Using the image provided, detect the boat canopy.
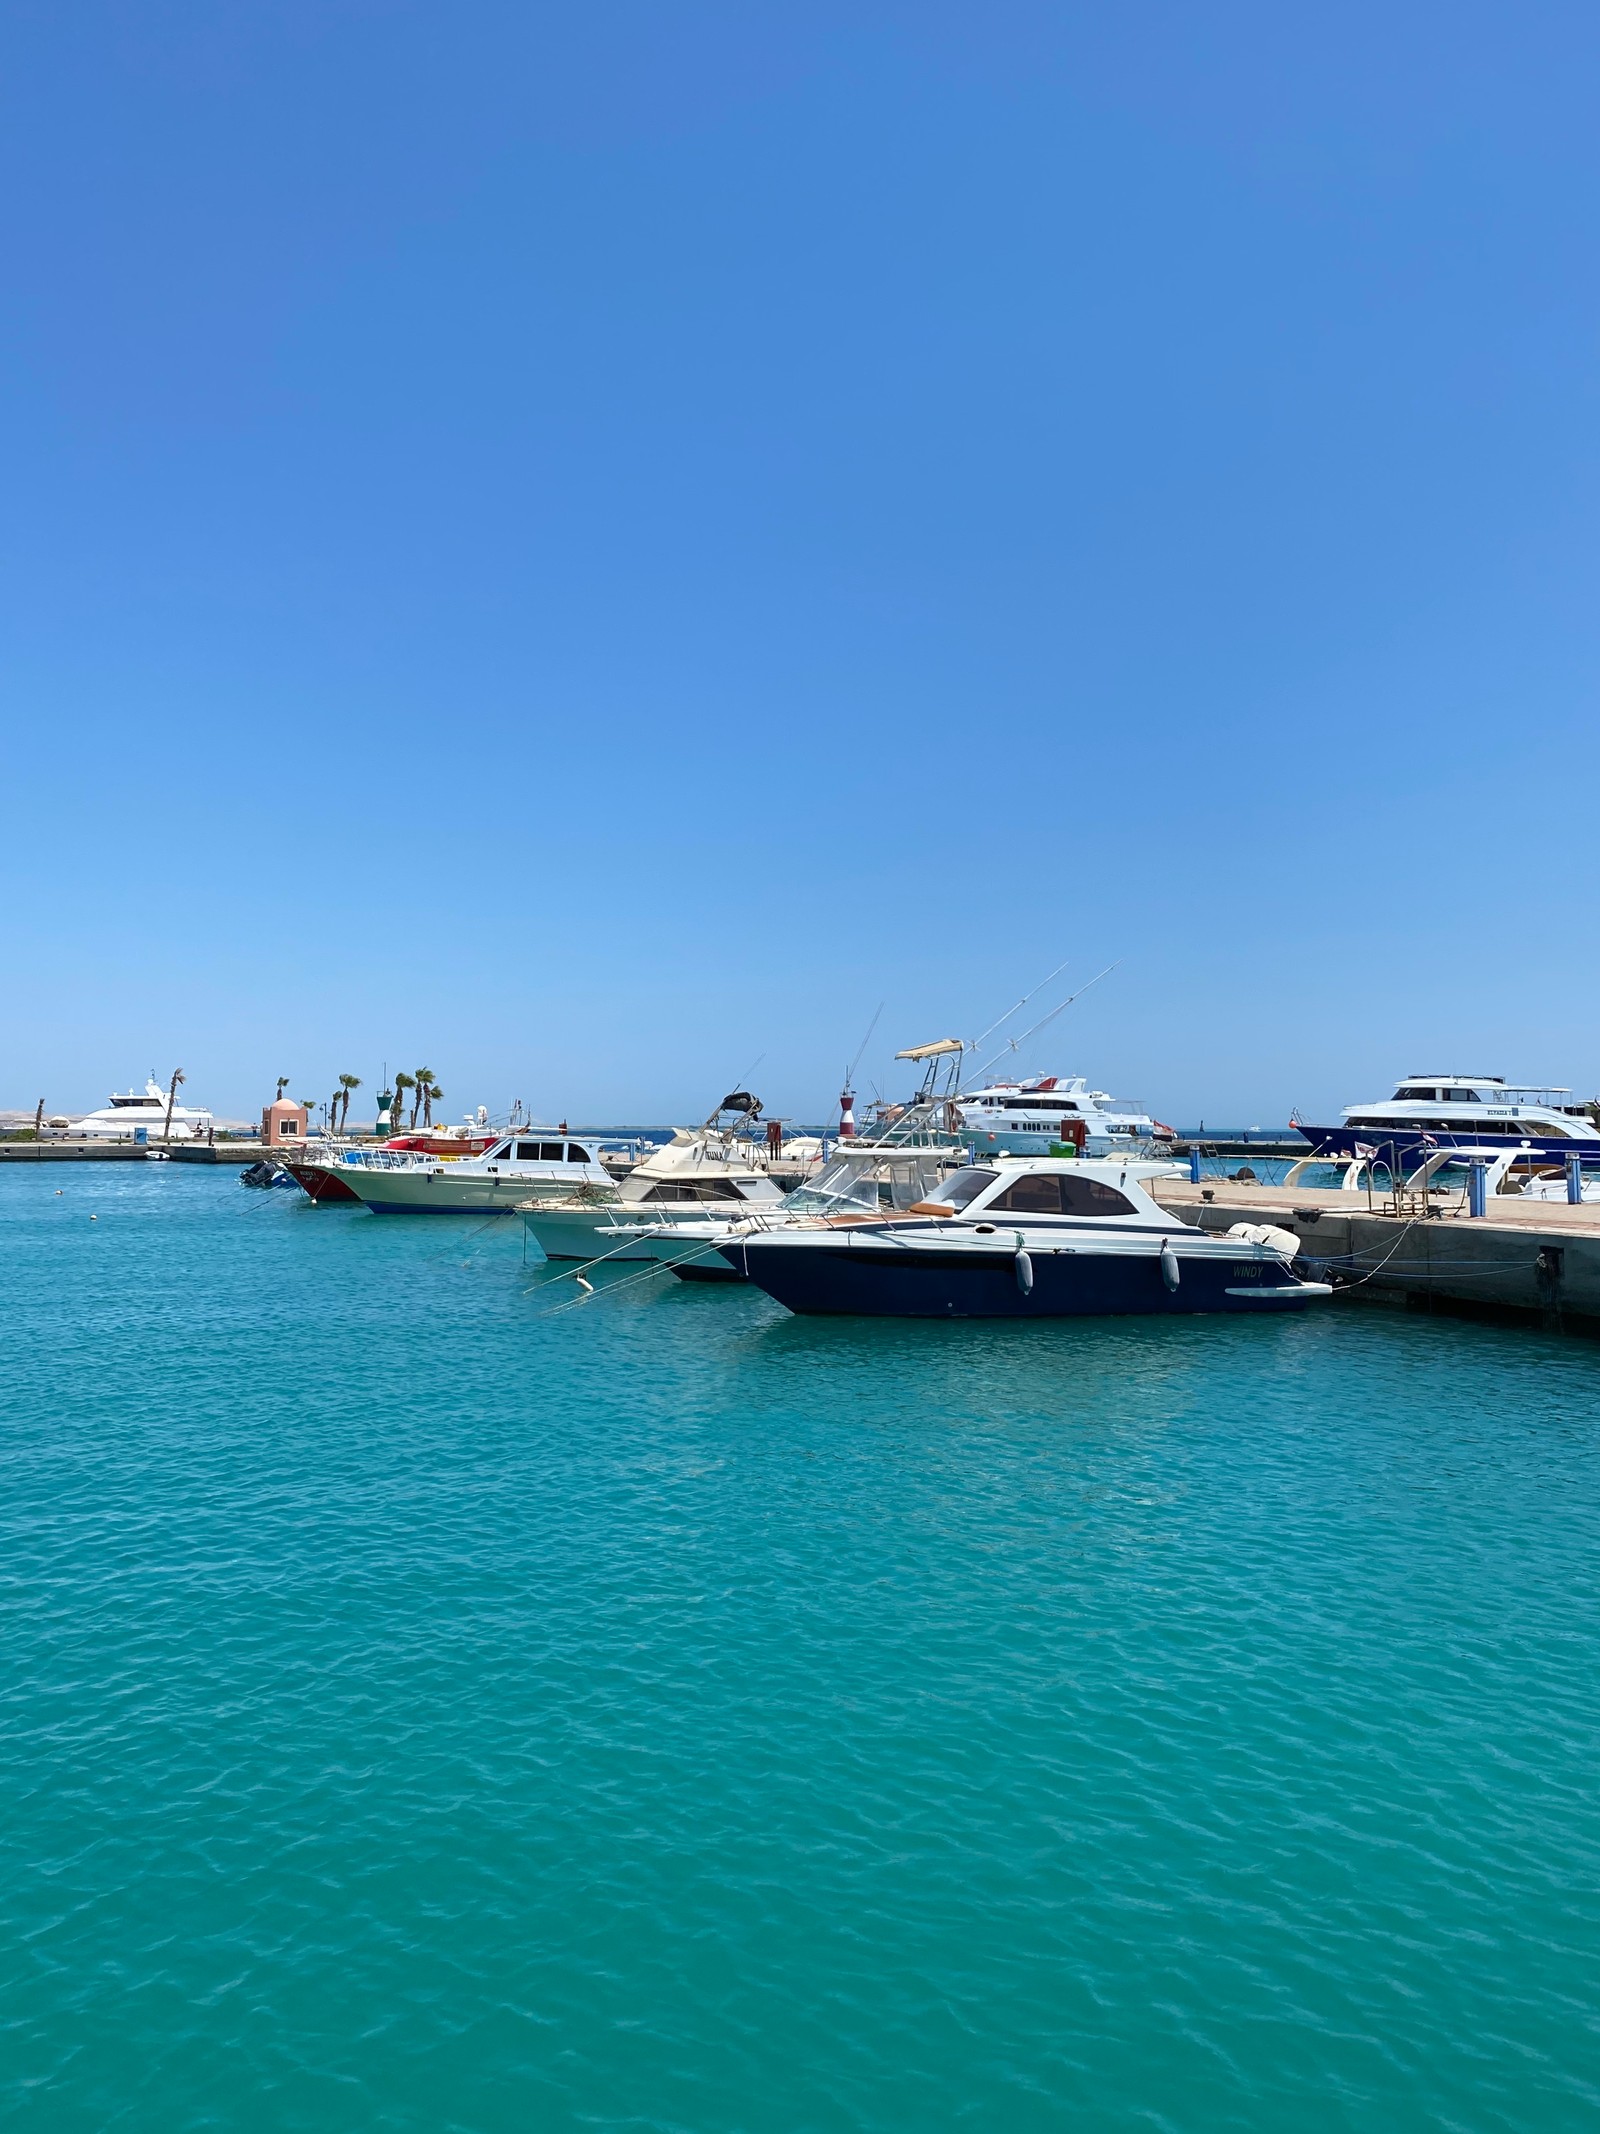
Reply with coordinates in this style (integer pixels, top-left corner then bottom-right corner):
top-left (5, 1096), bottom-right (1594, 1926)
top-left (895, 1039), bottom-right (963, 1061)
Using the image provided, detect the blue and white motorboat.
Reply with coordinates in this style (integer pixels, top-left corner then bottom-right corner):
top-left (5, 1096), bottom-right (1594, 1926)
top-left (720, 1156), bottom-right (1329, 1318)
top-left (1293, 1075), bottom-right (1600, 1169)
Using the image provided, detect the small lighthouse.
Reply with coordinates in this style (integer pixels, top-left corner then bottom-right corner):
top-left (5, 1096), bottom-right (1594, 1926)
top-left (839, 1081), bottom-right (857, 1138)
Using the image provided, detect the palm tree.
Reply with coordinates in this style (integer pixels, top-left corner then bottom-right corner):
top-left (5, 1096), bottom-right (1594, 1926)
top-left (162, 1068), bottom-right (185, 1144)
top-left (426, 1084), bottom-right (442, 1126)
top-left (393, 1071), bottom-right (415, 1129)
top-left (275, 1076), bottom-right (291, 1104)
top-left (337, 1074), bottom-right (362, 1133)
top-left (413, 1068), bottom-right (434, 1129)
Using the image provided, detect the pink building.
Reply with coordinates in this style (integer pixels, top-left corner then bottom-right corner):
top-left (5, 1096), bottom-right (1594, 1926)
top-left (261, 1099), bottom-right (309, 1147)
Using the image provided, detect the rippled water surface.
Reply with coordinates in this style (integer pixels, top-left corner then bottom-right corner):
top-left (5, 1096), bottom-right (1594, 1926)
top-left (3, 1166), bottom-right (1598, 2131)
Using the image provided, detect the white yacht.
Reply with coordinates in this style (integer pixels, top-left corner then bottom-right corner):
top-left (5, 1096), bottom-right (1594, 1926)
top-left (521, 1125), bottom-right (788, 1262)
top-left (328, 1132), bottom-right (617, 1214)
top-left (1295, 1076), bottom-right (1600, 1166)
top-left (954, 1076), bottom-right (1171, 1158)
top-left (73, 1078), bottom-right (214, 1141)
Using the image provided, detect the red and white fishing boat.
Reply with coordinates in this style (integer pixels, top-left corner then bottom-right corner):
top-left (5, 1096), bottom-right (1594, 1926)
top-left (284, 1123), bottom-right (500, 1203)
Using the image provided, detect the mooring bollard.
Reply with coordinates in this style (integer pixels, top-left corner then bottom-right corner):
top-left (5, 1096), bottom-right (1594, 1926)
top-left (1568, 1154), bottom-right (1584, 1205)
top-left (1189, 1147), bottom-right (1202, 1183)
top-left (1468, 1159), bottom-right (1487, 1219)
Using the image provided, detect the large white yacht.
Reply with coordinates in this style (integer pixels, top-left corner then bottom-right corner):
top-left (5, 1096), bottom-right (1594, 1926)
top-left (73, 1079), bottom-right (214, 1141)
top-left (953, 1076), bottom-right (1171, 1158)
top-left (1295, 1076), bottom-right (1600, 1166)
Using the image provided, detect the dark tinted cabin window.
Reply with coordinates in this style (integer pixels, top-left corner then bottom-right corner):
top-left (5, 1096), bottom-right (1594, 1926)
top-left (990, 1174), bottom-right (1065, 1214)
top-left (1060, 1175), bottom-right (1136, 1217)
top-left (1445, 1089), bottom-right (1480, 1103)
top-left (567, 1145), bottom-right (591, 1162)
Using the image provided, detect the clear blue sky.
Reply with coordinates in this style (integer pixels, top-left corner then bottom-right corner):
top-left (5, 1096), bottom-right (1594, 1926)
top-left (6, 3), bottom-right (1598, 1126)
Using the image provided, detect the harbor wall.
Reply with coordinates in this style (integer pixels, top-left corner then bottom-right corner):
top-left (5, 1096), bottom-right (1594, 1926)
top-left (1153, 1178), bottom-right (1600, 1336)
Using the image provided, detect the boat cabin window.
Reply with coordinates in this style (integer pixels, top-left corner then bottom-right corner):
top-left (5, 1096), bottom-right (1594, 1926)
top-left (1444, 1088), bottom-right (1481, 1103)
top-left (932, 1167), bottom-right (999, 1211)
top-left (488, 1140), bottom-right (515, 1161)
top-left (1396, 1086), bottom-right (1439, 1101)
top-left (515, 1141), bottom-right (570, 1162)
top-left (567, 1144), bottom-right (593, 1162)
top-left (989, 1174), bottom-right (1137, 1217)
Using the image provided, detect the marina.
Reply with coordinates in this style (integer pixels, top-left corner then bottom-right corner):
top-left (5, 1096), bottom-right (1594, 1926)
top-left (13, 1051), bottom-right (1600, 1338)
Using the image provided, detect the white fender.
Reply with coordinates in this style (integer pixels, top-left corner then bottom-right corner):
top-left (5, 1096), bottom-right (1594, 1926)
top-left (1160, 1241), bottom-right (1180, 1291)
top-left (1014, 1231), bottom-right (1034, 1296)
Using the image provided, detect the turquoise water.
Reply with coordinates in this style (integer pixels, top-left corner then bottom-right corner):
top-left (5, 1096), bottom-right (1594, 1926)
top-left (3, 1167), bottom-right (1598, 2131)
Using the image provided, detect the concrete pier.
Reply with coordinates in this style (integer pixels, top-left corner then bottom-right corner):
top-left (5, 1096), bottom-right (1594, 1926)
top-left (0, 1139), bottom-right (149, 1163)
top-left (1151, 1176), bottom-right (1600, 1335)
top-left (0, 1138), bottom-right (269, 1164)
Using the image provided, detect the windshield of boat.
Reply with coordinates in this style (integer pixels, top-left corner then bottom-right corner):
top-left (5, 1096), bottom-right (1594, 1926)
top-left (783, 1153), bottom-right (974, 1216)
top-left (782, 1154), bottom-right (884, 1216)
top-left (923, 1167), bottom-right (999, 1210)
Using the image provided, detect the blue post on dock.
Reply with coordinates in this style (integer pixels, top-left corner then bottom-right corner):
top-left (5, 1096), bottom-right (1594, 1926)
top-left (1189, 1147), bottom-right (1202, 1183)
top-left (1568, 1154), bottom-right (1584, 1205)
top-left (1468, 1159), bottom-right (1487, 1219)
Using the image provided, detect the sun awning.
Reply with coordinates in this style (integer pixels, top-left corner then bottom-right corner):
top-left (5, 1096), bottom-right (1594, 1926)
top-left (895, 1038), bottom-right (964, 1060)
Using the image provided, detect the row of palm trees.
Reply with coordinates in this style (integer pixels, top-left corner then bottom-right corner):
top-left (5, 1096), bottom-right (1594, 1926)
top-left (274, 1068), bottom-right (444, 1135)
top-left (389, 1068), bottom-right (444, 1131)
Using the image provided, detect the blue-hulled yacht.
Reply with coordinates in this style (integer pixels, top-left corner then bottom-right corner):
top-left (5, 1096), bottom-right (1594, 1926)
top-left (1294, 1075), bottom-right (1600, 1168)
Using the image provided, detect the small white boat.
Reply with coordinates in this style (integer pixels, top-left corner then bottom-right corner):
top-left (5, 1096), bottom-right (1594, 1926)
top-left (591, 1138), bottom-right (968, 1283)
top-left (73, 1078), bottom-right (214, 1141)
top-left (330, 1131), bottom-right (618, 1214)
top-left (521, 1094), bottom-right (806, 1262)
top-left (521, 1124), bottom-right (789, 1262)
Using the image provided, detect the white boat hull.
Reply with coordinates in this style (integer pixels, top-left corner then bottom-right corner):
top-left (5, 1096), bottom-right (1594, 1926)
top-left (336, 1166), bottom-right (600, 1214)
top-left (523, 1203), bottom-right (734, 1261)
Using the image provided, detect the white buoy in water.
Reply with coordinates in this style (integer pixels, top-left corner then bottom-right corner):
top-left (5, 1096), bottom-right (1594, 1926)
top-left (1014, 1232), bottom-right (1034, 1297)
top-left (1160, 1240), bottom-right (1179, 1291)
